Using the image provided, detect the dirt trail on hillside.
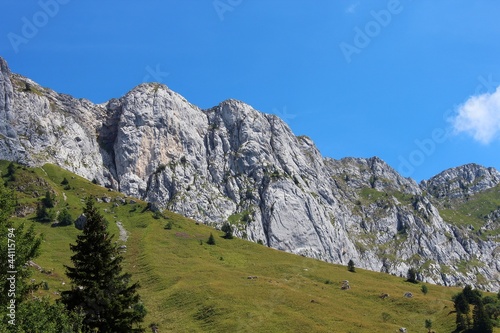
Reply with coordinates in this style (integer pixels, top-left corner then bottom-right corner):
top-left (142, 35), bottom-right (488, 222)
top-left (116, 221), bottom-right (128, 242)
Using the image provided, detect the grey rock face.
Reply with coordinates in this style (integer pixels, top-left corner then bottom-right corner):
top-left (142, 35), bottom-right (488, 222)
top-left (421, 163), bottom-right (500, 199)
top-left (0, 57), bottom-right (498, 291)
top-left (0, 69), bottom-right (110, 185)
top-left (0, 57), bottom-right (17, 161)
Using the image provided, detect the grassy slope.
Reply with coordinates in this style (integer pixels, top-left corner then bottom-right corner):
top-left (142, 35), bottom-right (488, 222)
top-left (439, 183), bottom-right (500, 240)
top-left (1, 161), bottom-right (498, 333)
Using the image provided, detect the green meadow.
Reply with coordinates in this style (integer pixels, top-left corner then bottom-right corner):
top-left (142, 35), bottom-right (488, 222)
top-left (1, 161), bottom-right (498, 333)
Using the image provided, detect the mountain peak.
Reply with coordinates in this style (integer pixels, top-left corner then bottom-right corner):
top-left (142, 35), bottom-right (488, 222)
top-left (212, 98), bottom-right (256, 115)
top-left (422, 163), bottom-right (500, 199)
top-left (1, 60), bottom-right (499, 291)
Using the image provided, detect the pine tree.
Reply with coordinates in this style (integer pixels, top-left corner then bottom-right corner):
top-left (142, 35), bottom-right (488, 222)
top-left (407, 267), bottom-right (418, 283)
top-left (455, 309), bottom-right (466, 332)
top-left (207, 233), bottom-right (216, 245)
top-left (36, 202), bottom-right (50, 222)
top-left (6, 162), bottom-right (16, 181)
top-left (347, 259), bottom-right (355, 272)
top-left (61, 197), bottom-right (145, 332)
top-left (425, 319), bottom-right (432, 333)
top-left (42, 191), bottom-right (55, 208)
top-left (221, 222), bottom-right (233, 239)
top-left (421, 284), bottom-right (428, 295)
top-left (463, 284), bottom-right (482, 305)
top-left (472, 299), bottom-right (493, 333)
top-left (453, 292), bottom-right (470, 331)
top-left (57, 207), bottom-right (73, 226)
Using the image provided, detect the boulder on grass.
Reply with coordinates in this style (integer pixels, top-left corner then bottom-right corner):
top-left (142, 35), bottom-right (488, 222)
top-left (74, 214), bottom-right (87, 230)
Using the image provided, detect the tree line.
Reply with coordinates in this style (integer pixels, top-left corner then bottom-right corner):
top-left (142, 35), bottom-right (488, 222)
top-left (452, 285), bottom-right (499, 333)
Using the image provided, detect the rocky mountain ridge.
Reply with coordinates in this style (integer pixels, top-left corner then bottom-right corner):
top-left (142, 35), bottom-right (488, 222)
top-left (0, 57), bottom-right (498, 291)
top-left (421, 163), bottom-right (500, 200)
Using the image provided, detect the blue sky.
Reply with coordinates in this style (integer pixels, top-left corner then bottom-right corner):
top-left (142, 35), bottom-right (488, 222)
top-left (1, 0), bottom-right (500, 181)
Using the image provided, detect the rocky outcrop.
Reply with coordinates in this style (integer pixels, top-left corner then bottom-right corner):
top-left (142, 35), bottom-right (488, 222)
top-left (74, 214), bottom-right (87, 230)
top-left (0, 68), bottom-right (111, 185)
top-left (0, 57), bottom-right (498, 291)
top-left (421, 163), bottom-right (500, 200)
top-left (0, 57), bottom-right (17, 161)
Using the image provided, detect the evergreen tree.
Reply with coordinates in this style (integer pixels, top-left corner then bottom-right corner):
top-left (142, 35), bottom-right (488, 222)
top-left (407, 267), bottom-right (418, 283)
top-left (425, 319), bottom-right (432, 333)
top-left (455, 309), bottom-right (468, 332)
top-left (57, 207), bottom-right (73, 226)
top-left (42, 191), bottom-right (55, 208)
top-left (36, 202), bottom-right (52, 222)
top-left (6, 162), bottom-right (16, 181)
top-left (0, 181), bottom-right (42, 326)
top-left (483, 295), bottom-right (500, 326)
top-left (453, 292), bottom-right (470, 331)
top-left (35, 191), bottom-right (57, 222)
top-left (463, 284), bottom-right (482, 305)
top-left (347, 259), bottom-right (355, 272)
top-left (221, 222), bottom-right (233, 239)
top-left (207, 233), bottom-right (216, 245)
top-left (472, 299), bottom-right (493, 333)
top-left (61, 197), bottom-right (145, 332)
top-left (421, 284), bottom-right (428, 295)
top-left (452, 285), bottom-right (495, 332)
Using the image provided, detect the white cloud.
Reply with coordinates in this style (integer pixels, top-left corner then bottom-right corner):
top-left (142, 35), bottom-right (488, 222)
top-left (451, 86), bottom-right (500, 144)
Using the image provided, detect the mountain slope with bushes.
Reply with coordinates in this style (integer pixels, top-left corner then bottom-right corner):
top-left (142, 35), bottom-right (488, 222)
top-left (3, 161), bottom-right (500, 332)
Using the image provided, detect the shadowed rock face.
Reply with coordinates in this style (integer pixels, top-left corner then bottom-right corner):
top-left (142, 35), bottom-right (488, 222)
top-left (0, 57), bottom-right (498, 291)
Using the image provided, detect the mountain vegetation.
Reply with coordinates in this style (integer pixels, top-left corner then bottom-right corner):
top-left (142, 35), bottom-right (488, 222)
top-left (452, 285), bottom-right (499, 333)
top-left (61, 197), bottom-right (146, 332)
top-left (0, 56), bottom-right (499, 331)
top-left (0, 161), bottom-right (499, 332)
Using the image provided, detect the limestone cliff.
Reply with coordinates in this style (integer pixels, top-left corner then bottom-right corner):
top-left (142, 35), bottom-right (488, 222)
top-left (0, 57), bottom-right (498, 291)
